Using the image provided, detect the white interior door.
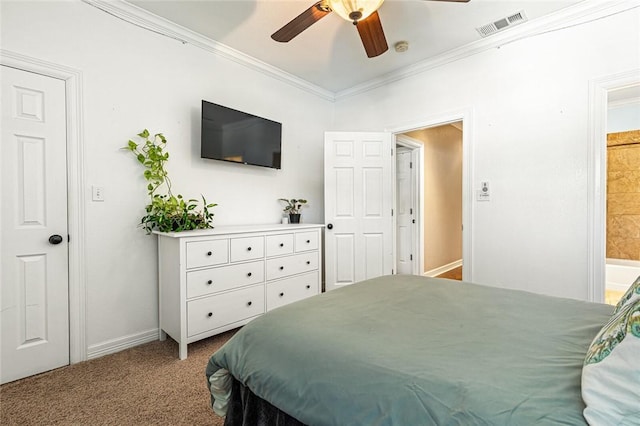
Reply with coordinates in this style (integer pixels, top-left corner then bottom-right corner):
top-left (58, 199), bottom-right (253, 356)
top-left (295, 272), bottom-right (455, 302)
top-left (1, 65), bottom-right (69, 384)
top-left (396, 148), bottom-right (414, 275)
top-left (324, 131), bottom-right (393, 291)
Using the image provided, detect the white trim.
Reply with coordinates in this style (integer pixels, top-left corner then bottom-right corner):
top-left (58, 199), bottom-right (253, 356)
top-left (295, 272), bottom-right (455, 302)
top-left (81, 0), bottom-right (335, 102)
top-left (395, 135), bottom-right (424, 276)
top-left (335, 0), bottom-right (640, 100)
top-left (424, 259), bottom-right (463, 278)
top-left (81, 0), bottom-right (638, 103)
top-left (588, 69), bottom-right (640, 303)
top-left (87, 329), bottom-right (159, 360)
top-left (0, 49), bottom-right (87, 363)
top-left (386, 108), bottom-right (474, 283)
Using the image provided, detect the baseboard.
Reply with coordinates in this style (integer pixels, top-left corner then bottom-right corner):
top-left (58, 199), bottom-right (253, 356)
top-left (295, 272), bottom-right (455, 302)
top-left (424, 259), bottom-right (463, 277)
top-left (87, 328), bottom-right (159, 360)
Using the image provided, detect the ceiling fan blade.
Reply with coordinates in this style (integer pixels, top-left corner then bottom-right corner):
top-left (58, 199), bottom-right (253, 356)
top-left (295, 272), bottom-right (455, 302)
top-left (271, 1), bottom-right (332, 42)
top-left (356, 11), bottom-right (388, 58)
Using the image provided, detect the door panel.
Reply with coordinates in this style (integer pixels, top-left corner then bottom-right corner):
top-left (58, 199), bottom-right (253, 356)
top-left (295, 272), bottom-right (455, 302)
top-left (396, 149), bottom-right (414, 274)
top-left (1, 66), bottom-right (69, 384)
top-left (324, 132), bottom-right (393, 291)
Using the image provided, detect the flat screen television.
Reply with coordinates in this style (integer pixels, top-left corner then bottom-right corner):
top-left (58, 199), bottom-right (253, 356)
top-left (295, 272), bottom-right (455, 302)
top-left (201, 100), bottom-right (282, 169)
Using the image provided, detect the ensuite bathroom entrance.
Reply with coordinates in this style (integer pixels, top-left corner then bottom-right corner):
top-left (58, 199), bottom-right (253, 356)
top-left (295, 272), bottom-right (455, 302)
top-left (605, 85), bottom-right (640, 305)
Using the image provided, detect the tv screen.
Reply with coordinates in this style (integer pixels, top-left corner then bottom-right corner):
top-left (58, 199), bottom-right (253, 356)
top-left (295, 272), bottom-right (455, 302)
top-left (201, 100), bottom-right (282, 169)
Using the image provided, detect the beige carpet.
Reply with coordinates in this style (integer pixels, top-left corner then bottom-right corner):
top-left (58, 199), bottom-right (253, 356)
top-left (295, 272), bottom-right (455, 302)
top-left (1, 329), bottom-right (238, 425)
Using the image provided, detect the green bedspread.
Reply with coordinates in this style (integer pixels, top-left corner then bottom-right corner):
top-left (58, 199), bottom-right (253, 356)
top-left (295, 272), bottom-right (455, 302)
top-left (206, 275), bottom-right (612, 425)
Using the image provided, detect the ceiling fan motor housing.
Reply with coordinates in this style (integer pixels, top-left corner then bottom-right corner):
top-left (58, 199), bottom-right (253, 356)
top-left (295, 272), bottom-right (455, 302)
top-left (349, 10), bottom-right (363, 23)
top-left (328, 0), bottom-right (384, 23)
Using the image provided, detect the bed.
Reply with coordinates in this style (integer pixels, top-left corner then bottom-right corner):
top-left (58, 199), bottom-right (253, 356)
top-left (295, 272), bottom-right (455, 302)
top-left (205, 274), bottom-right (622, 425)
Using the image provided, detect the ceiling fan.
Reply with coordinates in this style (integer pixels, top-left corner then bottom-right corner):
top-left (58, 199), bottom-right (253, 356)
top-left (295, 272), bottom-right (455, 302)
top-left (271, 0), bottom-right (470, 58)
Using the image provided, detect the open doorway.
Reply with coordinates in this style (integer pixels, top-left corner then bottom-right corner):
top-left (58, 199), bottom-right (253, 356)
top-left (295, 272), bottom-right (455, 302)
top-left (604, 85), bottom-right (640, 305)
top-left (394, 122), bottom-right (463, 279)
top-left (588, 70), bottom-right (640, 303)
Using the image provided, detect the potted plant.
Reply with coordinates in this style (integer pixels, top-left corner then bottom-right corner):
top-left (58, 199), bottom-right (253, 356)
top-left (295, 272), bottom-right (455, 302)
top-left (124, 129), bottom-right (217, 233)
top-left (279, 198), bottom-right (307, 224)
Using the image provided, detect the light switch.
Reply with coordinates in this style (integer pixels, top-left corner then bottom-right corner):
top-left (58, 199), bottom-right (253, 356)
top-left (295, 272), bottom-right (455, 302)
top-left (92, 185), bottom-right (105, 202)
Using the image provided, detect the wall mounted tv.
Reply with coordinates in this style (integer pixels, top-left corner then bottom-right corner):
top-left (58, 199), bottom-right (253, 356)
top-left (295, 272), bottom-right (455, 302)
top-left (201, 100), bottom-right (282, 169)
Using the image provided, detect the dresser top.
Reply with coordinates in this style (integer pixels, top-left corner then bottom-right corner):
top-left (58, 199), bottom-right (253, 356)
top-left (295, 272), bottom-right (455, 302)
top-left (153, 223), bottom-right (324, 238)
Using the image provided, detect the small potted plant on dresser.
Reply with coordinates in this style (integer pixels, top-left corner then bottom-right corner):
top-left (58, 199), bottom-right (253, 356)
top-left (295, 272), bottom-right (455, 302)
top-left (279, 198), bottom-right (307, 223)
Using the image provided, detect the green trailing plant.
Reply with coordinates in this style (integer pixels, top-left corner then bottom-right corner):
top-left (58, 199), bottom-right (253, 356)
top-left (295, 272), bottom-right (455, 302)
top-left (279, 198), bottom-right (308, 215)
top-left (124, 129), bottom-right (217, 233)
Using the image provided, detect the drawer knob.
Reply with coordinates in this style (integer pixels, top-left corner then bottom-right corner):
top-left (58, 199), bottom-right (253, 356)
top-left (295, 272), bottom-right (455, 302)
top-left (306, 240), bottom-right (310, 243)
top-left (247, 247), bottom-right (252, 251)
top-left (206, 251), bottom-right (212, 256)
top-left (207, 280), bottom-right (213, 285)
top-left (306, 261), bottom-right (311, 265)
top-left (247, 272), bottom-right (252, 277)
top-left (279, 243), bottom-right (284, 247)
top-left (207, 312), bottom-right (213, 317)
top-left (247, 301), bottom-right (252, 306)
top-left (279, 292), bottom-right (284, 297)
top-left (279, 266), bottom-right (284, 270)
top-left (306, 285), bottom-right (311, 289)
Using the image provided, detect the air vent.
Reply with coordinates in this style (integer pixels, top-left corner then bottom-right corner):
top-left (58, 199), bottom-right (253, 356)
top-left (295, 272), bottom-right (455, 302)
top-left (476, 10), bottom-right (528, 38)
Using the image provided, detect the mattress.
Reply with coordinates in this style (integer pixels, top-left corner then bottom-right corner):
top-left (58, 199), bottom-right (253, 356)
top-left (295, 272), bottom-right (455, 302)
top-left (206, 275), bottom-right (612, 425)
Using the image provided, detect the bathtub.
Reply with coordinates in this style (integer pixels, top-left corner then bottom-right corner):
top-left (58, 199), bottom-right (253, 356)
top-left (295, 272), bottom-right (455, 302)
top-left (606, 259), bottom-right (640, 291)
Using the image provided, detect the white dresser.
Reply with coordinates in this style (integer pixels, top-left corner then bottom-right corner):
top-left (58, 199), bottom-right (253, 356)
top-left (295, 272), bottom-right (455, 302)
top-left (155, 224), bottom-right (323, 359)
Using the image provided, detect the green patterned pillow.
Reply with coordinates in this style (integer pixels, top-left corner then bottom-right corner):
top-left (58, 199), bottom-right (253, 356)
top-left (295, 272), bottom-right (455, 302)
top-left (613, 275), bottom-right (640, 315)
top-left (582, 298), bottom-right (640, 424)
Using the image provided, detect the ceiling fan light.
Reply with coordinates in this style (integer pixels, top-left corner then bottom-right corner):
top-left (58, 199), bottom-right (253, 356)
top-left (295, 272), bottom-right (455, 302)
top-left (327, 0), bottom-right (385, 23)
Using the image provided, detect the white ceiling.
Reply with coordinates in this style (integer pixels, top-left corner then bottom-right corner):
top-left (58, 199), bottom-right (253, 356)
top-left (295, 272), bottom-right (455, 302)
top-left (126, 0), bottom-right (584, 93)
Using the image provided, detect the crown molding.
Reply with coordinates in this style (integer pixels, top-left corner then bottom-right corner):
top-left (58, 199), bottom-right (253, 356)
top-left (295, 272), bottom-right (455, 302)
top-left (81, 0), bottom-right (336, 101)
top-left (82, 0), bottom-right (638, 103)
top-left (334, 0), bottom-right (640, 100)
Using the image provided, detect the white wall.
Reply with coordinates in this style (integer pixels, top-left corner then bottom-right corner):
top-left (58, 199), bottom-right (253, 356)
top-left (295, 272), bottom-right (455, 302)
top-left (1, 1), bottom-right (333, 355)
top-left (608, 103), bottom-right (640, 132)
top-left (333, 7), bottom-right (640, 300)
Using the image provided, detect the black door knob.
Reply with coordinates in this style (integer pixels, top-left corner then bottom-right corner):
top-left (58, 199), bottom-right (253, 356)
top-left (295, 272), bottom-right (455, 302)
top-left (327, 223), bottom-right (333, 230)
top-left (49, 234), bottom-right (63, 245)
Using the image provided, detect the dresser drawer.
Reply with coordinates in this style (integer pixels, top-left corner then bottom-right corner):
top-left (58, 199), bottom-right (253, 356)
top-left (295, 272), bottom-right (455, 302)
top-left (266, 234), bottom-right (294, 257)
top-left (266, 251), bottom-right (318, 281)
top-left (187, 285), bottom-right (264, 337)
top-left (230, 236), bottom-right (264, 262)
top-left (186, 260), bottom-right (264, 299)
top-left (295, 231), bottom-right (319, 252)
top-left (266, 271), bottom-right (319, 311)
top-left (186, 239), bottom-right (228, 269)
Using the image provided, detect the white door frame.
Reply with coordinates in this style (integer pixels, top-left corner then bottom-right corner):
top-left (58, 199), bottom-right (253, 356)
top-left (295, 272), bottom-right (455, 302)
top-left (395, 135), bottom-right (424, 276)
top-left (1, 50), bottom-right (87, 363)
top-left (387, 108), bottom-right (473, 282)
top-left (588, 69), bottom-right (640, 303)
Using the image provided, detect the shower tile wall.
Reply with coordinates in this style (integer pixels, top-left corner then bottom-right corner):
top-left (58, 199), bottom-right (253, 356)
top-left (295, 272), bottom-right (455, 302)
top-left (607, 130), bottom-right (640, 261)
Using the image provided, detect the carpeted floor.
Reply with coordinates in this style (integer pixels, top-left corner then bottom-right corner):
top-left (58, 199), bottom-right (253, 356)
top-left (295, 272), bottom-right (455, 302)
top-left (1, 329), bottom-right (238, 425)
